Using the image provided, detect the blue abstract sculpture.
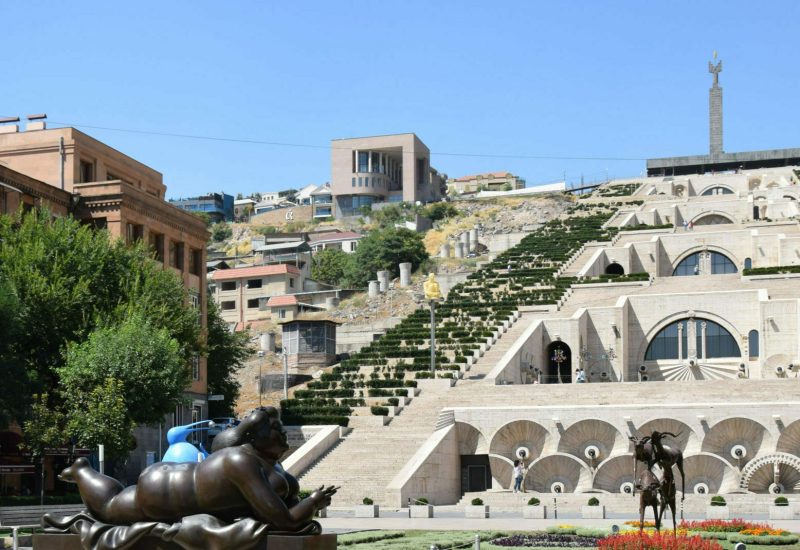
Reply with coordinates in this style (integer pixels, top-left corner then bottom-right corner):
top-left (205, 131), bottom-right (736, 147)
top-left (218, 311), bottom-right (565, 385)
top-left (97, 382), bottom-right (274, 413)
top-left (162, 420), bottom-right (214, 463)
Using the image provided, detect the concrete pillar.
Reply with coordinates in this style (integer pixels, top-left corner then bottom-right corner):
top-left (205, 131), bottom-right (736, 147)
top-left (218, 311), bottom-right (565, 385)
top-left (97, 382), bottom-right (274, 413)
top-left (454, 242), bottom-right (464, 258)
top-left (260, 332), bottom-right (275, 353)
top-left (469, 228), bottom-right (478, 252)
top-left (377, 270), bottom-right (389, 292)
top-left (460, 231), bottom-right (470, 253)
top-left (399, 263), bottom-right (412, 287)
top-left (368, 280), bottom-right (380, 298)
top-left (325, 297), bottom-right (338, 310)
top-left (440, 243), bottom-right (450, 258)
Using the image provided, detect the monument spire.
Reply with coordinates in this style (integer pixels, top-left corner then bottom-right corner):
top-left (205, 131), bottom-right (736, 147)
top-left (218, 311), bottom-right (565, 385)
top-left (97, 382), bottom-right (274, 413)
top-left (708, 52), bottom-right (723, 157)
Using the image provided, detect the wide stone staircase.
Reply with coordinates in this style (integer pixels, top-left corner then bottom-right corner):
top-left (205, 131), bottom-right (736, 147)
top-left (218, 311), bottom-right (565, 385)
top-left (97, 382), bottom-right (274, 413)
top-left (464, 312), bottom-right (538, 380)
top-left (296, 381), bottom-right (452, 505)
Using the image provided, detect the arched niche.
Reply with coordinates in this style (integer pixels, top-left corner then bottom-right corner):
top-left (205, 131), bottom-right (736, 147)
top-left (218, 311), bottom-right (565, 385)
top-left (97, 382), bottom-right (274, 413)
top-left (701, 417), bottom-right (772, 467)
top-left (456, 422), bottom-right (489, 455)
top-left (557, 419), bottom-right (625, 463)
top-left (592, 454), bottom-right (635, 493)
top-left (488, 419), bottom-right (548, 462)
top-left (524, 453), bottom-right (591, 493)
top-left (634, 419), bottom-right (698, 454)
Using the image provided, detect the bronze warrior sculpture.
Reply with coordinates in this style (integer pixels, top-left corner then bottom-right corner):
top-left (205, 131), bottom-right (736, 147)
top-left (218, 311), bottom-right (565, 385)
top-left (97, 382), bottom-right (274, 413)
top-left (44, 407), bottom-right (336, 550)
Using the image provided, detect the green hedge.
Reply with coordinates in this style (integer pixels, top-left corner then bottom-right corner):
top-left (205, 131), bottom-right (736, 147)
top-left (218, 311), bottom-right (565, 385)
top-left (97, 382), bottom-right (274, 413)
top-left (727, 534), bottom-right (799, 545)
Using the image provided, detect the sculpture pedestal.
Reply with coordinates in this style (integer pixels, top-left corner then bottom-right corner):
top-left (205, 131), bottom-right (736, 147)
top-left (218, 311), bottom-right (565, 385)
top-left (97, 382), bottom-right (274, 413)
top-left (33, 533), bottom-right (338, 550)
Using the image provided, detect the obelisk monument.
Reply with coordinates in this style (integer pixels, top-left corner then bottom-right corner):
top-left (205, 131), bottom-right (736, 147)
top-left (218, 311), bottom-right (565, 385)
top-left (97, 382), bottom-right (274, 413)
top-left (708, 52), bottom-right (723, 157)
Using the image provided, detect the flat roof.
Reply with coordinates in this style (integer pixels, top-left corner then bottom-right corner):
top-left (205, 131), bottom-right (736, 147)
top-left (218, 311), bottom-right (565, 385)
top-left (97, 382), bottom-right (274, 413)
top-left (647, 147), bottom-right (800, 169)
top-left (331, 132), bottom-right (420, 142)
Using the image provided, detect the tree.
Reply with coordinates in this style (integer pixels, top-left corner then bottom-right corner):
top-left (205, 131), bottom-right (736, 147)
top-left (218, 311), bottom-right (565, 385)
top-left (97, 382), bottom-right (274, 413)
top-left (311, 249), bottom-right (354, 287)
top-left (347, 228), bottom-right (428, 287)
top-left (0, 281), bottom-right (25, 426)
top-left (191, 211), bottom-right (212, 227)
top-left (211, 222), bottom-right (233, 242)
top-left (422, 202), bottom-right (459, 222)
top-left (22, 393), bottom-right (65, 461)
top-left (58, 312), bottom-right (189, 427)
top-left (205, 302), bottom-right (250, 417)
top-left (66, 377), bottom-right (133, 460)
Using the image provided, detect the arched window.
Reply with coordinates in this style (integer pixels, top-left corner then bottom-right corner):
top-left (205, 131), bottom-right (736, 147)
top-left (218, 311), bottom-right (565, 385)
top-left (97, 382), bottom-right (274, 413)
top-left (748, 330), bottom-right (759, 359)
top-left (701, 186), bottom-right (734, 196)
top-left (645, 318), bottom-right (740, 361)
top-left (693, 214), bottom-right (733, 225)
top-left (673, 251), bottom-right (737, 276)
top-left (710, 252), bottom-right (737, 274)
top-left (744, 257), bottom-right (752, 270)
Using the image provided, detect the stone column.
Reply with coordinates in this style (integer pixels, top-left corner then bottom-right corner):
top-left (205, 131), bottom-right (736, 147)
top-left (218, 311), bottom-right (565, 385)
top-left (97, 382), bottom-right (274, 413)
top-left (469, 228), bottom-right (478, 252)
top-left (260, 332), bottom-right (275, 353)
top-left (677, 323), bottom-right (684, 361)
top-left (377, 270), bottom-right (389, 292)
top-left (687, 319), bottom-right (697, 359)
top-left (368, 280), bottom-right (379, 298)
top-left (700, 321), bottom-right (707, 360)
top-left (440, 243), bottom-right (450, 258)
top-left (454, 242), bottom-right (464, 258)
top-left (460, 232), bottom-right (470, 254)
top-left (399, 263), bottom-right (412, 287)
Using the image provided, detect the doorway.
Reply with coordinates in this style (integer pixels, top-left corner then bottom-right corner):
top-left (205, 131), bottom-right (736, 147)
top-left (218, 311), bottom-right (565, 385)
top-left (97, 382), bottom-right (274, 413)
top-left (546, 342), bottom-right (572, 383)
top-left (605, 262), bottom-right (625, 276)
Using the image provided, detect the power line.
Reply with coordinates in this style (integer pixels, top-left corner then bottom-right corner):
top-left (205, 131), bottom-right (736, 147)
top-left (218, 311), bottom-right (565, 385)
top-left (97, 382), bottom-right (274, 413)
top-left (46, 120), bottom-right (648, 162)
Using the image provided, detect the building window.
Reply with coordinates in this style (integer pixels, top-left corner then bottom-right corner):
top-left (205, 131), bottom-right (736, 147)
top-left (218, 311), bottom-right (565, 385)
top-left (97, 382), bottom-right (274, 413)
top-left (289, 278), bottom-right (295, 288)
top-left (221, 281), bottom-right (236, 291)
top-left (191, 405), bottom-right (202, 444)
top-left (371, 152), bottom-right (379, 173)
top-left (744, 257), bottom-right (752, 270)
top-left (352, 178), bottom-right (356, 187)
top-left (189, 248), bottom-right (202, 276)
top-left (701, 186), bottom-right (734, 196)
top-left (126, 223), bottom-right (144, 243)
top-left (673, 251), bottom-right (737, 276)
top-left (247, 298), bottom-right (260, 309)
top-left (748, 330), bottom-right (759, 359)
top-left (80, 160), bottom-right (95, 183)
top-left (365, 177), bottom-right (369, 187)
top-left (645, 318), bottom-right (740, 361)
top-left (358, 177), bottom-right (362, 187)
top-left (221, 301), bottom-right (236, 311)
top-left (350, 241), bottom-right (357, 252)
top-left (279, 309), bottom-right (287, 319)
top-left (358, 152), bottom-right (369, 172)
top-left (247, 279), bottom-right (263, 289)
top-left (149, 233), bottom-right (165, 263)
top-left (172, 242), bottom-right (185, 271)
top-left (192, 356), bottom-right (200, 381)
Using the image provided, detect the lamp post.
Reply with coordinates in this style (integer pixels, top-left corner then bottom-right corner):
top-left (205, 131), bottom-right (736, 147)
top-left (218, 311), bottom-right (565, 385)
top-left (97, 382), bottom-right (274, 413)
top-left (423, 274), bottom-right (443, 376)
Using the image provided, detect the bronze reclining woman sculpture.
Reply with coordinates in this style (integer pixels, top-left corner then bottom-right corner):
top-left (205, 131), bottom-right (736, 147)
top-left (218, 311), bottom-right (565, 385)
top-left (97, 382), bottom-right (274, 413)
top-left (48, 407), bottom-right (336, 549)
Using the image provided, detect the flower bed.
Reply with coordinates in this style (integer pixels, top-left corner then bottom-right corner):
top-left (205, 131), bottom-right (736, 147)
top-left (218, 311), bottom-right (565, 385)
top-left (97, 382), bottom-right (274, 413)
top-left (679, 519), bottom-right (770, 533)
top-left (599, 532), bottom-right (722, 550)
top-left (493, 533), bottom-right (602, 547)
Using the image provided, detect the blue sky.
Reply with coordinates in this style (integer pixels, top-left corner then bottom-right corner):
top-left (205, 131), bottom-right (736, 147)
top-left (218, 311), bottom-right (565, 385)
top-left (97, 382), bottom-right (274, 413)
top-left (3, 1), bottom-right (799, 199)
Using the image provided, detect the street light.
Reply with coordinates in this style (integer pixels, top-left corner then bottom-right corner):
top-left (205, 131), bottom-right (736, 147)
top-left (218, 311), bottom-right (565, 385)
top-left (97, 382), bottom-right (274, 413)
top-left (423, 274), bottom-right (443, 376)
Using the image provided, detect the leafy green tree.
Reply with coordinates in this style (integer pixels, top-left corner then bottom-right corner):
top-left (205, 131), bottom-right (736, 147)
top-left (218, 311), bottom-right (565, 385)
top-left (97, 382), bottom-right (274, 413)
top-left (191, 211), bottom-right (212, 227)
top-left (0, 281), bottom-right (25, 426)
top-left (22, 393), bottom-right (65, 460)
top-left (312, 248), bottom-right (354, 287)
top-left (206, 302), bottom-right (249, 417)
top-left (58, 313), bottom-right (189, 427)
top-left (210, 222), bottom-right (233, 242)
top-left (66, 377), bottom-right (133, 460)
top-left (347, 228), bottom-right (428, 287)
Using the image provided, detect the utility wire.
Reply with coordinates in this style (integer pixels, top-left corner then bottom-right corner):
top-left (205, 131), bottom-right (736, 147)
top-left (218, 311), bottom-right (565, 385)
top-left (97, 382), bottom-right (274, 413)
top-left (47, 121), bottom-right (648, 162)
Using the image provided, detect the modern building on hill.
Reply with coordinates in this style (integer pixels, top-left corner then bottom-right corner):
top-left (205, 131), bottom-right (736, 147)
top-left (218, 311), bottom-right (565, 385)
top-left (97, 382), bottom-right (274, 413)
top-left (447, 172), bottom-right (526, 195)
top-left (310, 183), bottom-right (333, 218)
top-left (233, 198), bottom-right (256, 220)
top-left (169, 192), bottom-right (234, 223)
top-left (0, 118), bottom-right (210, 488)
top-left (308, 231), bottom-right (362, 253)
top-left (330, 133), bottom-right (445, 217)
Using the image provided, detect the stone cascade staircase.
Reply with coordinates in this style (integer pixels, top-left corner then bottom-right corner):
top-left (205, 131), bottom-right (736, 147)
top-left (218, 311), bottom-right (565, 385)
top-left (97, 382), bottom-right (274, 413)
top-left (296, 381), bottom-right (452, 505)
top-left (560, 242), bottom-right (610, 277)
top-left (465, 312), bottom-right (539, 380)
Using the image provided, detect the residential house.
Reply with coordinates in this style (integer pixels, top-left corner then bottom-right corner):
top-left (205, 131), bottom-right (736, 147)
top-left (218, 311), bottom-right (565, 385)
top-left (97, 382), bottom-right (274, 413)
top-left (446, 172), bottom-right (526, 195)
top-left (308, 231), bottom-right (363, 254)
top-left (169, 192), bottom-right (234, 222)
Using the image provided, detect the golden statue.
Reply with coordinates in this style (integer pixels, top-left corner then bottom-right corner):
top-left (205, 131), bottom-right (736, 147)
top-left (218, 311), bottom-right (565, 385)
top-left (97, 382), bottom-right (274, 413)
top-left (423, 272), bottom-right (442, 301)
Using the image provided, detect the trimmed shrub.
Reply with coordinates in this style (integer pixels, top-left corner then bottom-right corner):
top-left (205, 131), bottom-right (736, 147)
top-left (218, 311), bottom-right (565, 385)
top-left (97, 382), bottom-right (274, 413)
top-left (471, 498), bottom-right (484, 506)
top-left (728, 533), bottom-right (798, 545)
top-left (527, 497), bottom-right (540, 506)
top-left (370, 406), bottom-right (389, 416)
top-left (362, 497), bottom-right (373, 505)
top-left (587, 496), bottom-right (600, 506)
top-left (774, 496), bottom-right (789, 506)
top-left (710, 496), bottom-right (726, 507)
top-left (416, 497), bottom-right (429, 505)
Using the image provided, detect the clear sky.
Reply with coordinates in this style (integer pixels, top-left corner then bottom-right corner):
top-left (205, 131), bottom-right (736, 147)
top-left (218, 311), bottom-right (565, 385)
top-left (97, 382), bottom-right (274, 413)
top-left (3, 1), bottom-right (799, 199)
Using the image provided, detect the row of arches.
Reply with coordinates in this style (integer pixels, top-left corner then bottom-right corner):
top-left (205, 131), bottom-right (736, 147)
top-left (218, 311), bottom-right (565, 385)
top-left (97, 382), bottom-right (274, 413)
top-left (457, 416), bottom-right (800, 494)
